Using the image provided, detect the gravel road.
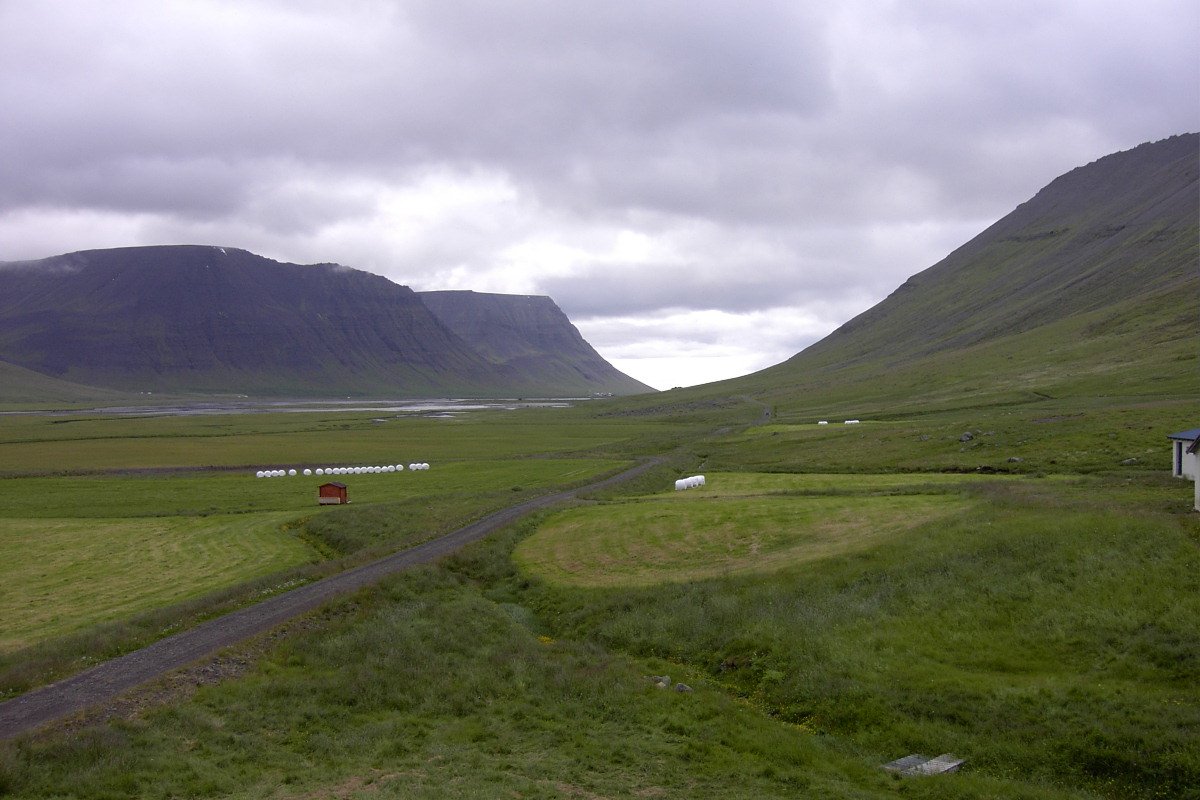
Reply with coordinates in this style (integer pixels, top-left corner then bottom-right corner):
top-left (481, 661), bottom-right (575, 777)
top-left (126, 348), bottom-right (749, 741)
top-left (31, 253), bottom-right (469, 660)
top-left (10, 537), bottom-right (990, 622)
top-left (0, 458), bottom-right (661, 740)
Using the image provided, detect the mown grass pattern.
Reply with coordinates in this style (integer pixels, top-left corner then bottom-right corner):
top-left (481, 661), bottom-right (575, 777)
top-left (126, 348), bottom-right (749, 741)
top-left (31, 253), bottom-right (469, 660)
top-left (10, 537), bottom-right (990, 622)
top-left (516, 478), bottom-right (971, 587)
top-left (0, 512), bottom-right (314, 650)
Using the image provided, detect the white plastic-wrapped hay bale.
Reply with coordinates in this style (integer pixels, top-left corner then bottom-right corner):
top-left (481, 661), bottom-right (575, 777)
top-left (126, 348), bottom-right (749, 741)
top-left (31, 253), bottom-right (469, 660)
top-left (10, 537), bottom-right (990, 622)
top-left (845, 419), bottom-right (860, 425)
top-left (255, 470), bottom-right (265, 478)
top-left (674, 479), bottom-right (685, 491)
top-left (697, 475), bottom-right (706, 486)
top-left (288, 469), bottom-right (297, 477)
top-left (818, 420), bottom-right (829, 425)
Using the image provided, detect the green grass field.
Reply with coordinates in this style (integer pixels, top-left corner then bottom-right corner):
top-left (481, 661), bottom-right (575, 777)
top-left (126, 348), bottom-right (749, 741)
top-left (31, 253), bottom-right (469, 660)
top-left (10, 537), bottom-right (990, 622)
top-left (0, 398), bottom-right (1196, 798)
top-left (0, 454), bottom-right (624, 654)
top-left (515, 473), bottom-right (979, 587)
top-left (0, 513), bottom-right (314, 651)
top-left (512, 470), bottom-right (1200, 798)
top-left (0, 406), bottom-right (687, 473)
top-left (0, 407), bottom-right (651, 697)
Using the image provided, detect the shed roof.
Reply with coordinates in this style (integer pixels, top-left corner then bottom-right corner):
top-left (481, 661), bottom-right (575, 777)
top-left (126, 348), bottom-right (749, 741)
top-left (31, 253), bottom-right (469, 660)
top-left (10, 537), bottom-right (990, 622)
top-left (319, 481), bottom-right (347, 489)
top-left (1167, 428), bottom-right (1200, 442)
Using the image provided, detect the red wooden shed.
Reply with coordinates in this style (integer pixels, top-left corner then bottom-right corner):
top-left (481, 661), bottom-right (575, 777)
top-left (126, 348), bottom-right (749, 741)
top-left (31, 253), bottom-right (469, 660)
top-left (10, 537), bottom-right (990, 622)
top-left (317, 481), bottom-right (348, 505)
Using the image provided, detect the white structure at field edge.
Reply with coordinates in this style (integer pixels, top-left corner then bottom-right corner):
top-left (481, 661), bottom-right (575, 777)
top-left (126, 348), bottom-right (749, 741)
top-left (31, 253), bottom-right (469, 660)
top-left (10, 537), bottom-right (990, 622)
top-left (1167, 428), bottom-right (1200, 512)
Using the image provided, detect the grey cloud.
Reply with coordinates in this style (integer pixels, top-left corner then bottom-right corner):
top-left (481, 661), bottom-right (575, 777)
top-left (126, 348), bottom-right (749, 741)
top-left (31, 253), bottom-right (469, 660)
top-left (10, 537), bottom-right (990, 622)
top-left (0, 0), bottom-right (1196, 386)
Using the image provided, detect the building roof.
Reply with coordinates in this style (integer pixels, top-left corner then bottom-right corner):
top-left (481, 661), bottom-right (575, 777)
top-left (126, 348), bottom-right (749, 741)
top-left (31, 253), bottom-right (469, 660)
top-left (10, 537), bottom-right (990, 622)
top-left (1167, 428), bottom-right (1200, 442)
top-left (319, 481), bottom-right (347, 489)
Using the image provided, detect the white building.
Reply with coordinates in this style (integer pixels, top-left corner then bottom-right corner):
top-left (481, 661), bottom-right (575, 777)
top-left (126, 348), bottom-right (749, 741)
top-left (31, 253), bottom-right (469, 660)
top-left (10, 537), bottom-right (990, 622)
top-left (1167, 428), bottom-right (1200, 512)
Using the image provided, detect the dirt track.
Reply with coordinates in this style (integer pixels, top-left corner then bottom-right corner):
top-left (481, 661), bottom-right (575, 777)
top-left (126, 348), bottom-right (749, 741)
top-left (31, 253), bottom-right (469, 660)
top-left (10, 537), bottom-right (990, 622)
top-left (0, 458), bottom-right (661, 740)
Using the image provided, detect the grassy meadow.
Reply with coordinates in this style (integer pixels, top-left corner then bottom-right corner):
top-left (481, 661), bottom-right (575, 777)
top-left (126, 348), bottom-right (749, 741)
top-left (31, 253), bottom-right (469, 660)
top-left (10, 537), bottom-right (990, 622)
top-left (0, 395), bottom-right (1196, 798)
top-left (514, 473), bottom-right (981, 587)
top-left (0, 407), bottom-right (684, 698)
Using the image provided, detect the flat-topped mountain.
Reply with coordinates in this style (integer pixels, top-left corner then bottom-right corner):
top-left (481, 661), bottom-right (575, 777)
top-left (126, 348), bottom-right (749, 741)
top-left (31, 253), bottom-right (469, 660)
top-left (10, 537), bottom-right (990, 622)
top-left (0, 246), bottom-right (650, 398)
top-left (420, 291), bottom-right (651, 396)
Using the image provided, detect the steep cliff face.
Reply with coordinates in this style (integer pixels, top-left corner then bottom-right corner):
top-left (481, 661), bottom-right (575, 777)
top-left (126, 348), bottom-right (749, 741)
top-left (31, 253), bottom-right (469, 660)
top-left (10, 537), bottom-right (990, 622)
top-left (0, 246), bottom-right (650, 397)
top-left (419, 290), bottom-right (653, 395)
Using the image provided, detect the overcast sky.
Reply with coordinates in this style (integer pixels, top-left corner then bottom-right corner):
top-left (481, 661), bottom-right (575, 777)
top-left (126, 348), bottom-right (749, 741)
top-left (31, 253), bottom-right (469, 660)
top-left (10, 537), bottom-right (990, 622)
top-left (1, 1), bottom-right (1196, 389)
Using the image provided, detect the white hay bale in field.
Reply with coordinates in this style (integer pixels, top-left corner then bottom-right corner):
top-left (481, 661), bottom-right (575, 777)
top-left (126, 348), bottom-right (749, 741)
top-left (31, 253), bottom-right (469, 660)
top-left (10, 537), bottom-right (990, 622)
top-left (675, 479), bottom-right (685, 491)
top-left (845, 419), bottom-right (860, 425)
top-left (303, 468), bottom-right (312, 476)
top-left (818, 420), bottom-right (829, 425)
top-left (255, 470), bottom-right (265, 478)
top-left (288, 469), bottom-right (297, 476)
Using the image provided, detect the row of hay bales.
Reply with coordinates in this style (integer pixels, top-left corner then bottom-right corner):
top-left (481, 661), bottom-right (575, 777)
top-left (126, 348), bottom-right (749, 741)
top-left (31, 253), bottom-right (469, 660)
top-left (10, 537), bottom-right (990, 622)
top-left (675, 475), bottom-right (705, 491)
top-left (255, 463), bottom-right (431, 478)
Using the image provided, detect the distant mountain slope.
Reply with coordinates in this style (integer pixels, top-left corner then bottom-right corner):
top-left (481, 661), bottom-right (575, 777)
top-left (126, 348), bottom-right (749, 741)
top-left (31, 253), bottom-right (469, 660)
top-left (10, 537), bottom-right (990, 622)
top-left (420, 291), bottom-right (652, 395)
top-left (700, 134), bottom-right (1199, 415)
top-left (0, 246), bottom-right (649, 398)
top-left (0, 359), bottom-right (129, 405)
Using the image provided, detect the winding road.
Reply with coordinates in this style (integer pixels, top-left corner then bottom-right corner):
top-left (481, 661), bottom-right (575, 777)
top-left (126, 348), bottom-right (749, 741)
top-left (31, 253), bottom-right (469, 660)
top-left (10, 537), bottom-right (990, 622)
top-left (0, 458), bottom-right (661, 740)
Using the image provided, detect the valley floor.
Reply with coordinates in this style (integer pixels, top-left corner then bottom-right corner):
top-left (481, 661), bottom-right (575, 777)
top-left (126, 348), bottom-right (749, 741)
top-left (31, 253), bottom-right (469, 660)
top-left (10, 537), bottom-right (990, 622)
top-left (0, 401), bottom-right (1196, 798)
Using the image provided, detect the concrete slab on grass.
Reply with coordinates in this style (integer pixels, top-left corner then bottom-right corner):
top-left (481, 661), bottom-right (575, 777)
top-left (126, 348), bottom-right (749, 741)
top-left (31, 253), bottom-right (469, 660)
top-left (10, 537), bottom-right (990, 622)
top-left (882, 753), bottom-right (964, 776)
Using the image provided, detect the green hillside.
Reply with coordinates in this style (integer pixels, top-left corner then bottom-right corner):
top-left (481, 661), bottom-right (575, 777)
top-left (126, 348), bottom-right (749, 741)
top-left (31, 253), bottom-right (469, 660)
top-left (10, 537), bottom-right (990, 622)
top-left (0, 360), bottom-right (128, 407)
top-left (685, 134), bottom-right (1198, 418)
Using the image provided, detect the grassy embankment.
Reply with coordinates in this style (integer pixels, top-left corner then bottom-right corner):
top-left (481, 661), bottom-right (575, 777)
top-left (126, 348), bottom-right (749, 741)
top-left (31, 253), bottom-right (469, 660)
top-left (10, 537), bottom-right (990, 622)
top-left (514, 467), bottom-right (1199, 798)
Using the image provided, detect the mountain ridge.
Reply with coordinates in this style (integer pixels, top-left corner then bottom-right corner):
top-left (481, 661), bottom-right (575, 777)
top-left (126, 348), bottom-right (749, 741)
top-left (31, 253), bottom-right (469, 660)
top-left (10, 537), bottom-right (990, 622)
top-left (420, 290), bottom-right (651, 396)
top-left (0, 246), bottom-right (650, 399)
